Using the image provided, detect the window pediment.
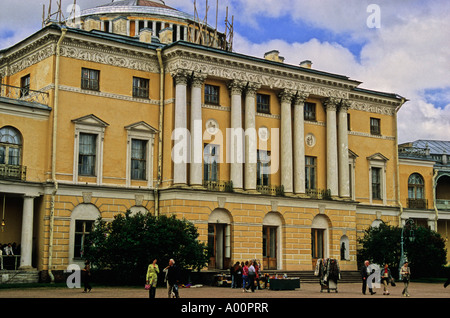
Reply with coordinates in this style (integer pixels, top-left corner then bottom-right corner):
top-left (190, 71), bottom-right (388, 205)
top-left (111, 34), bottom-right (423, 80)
top-left (71, 114), bottom-right (109, 128)
top-left (125, 121), bottom-right (158, 134)
top-left (367, 152), bottom-right (389, 162)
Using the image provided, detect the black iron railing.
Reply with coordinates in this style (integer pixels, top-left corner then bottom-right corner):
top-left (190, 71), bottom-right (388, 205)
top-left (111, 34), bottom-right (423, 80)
top-left (0, 164), bottom-right (27, 181)
top-left (0, 84), bottom-right (49, 106)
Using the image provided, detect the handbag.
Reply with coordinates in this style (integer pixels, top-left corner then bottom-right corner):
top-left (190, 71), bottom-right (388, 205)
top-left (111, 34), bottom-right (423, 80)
top-left (145, 284), bottom-right (151, 290)
top-left (390, 279), bottom-right (396, 287)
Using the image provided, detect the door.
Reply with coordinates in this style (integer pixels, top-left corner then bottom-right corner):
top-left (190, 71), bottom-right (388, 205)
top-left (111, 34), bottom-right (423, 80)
top-left (208, 223), bottom-right (231, 270)
top-left (311, 228), bottom-right (325, 269)
top-left (263, 226), bottom-right (277, 270)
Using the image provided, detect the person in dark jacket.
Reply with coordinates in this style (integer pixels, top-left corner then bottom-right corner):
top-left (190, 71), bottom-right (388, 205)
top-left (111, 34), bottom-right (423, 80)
top-left (360, 260), bottom-right (376, 295)
top-left (164, 259), bottom-right (180, 298)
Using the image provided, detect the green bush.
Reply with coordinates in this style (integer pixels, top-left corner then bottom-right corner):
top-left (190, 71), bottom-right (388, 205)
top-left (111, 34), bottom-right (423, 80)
top-left (83, 211), bottom-right (209, 285)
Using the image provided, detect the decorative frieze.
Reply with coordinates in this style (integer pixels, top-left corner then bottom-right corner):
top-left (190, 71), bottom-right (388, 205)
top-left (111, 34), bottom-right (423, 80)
top-left (60, 44), bottom-right (159, 73)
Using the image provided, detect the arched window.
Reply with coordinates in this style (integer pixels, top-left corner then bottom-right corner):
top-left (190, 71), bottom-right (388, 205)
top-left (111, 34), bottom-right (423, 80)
top-left (0, 126), bottom-right (22, 166)
top-left (408, 173), bottom-right (424, 199)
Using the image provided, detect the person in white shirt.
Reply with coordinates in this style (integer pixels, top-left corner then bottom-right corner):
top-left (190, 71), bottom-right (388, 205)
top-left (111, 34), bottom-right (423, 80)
top-left (245, 260), bottom-right (256, 293)
top-left (4, 243), bottom-right (14, 255)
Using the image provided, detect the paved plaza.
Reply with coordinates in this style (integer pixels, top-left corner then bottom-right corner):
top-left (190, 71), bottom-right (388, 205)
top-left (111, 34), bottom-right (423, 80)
top-left (0, 282), bottom-right (448, 298)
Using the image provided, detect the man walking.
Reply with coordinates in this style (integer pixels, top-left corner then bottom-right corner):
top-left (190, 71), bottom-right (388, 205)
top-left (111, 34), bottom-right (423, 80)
top-left (164, 259), bottom-right (180, 298)
top-left (361, 260), bottom-right (376, 295)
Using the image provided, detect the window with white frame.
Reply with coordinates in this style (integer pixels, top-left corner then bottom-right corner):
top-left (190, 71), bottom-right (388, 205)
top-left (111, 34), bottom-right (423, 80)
top-left (367, 153), bottom-right (388, 205)
top-left (72, 115), bottom-right (109, 184)
top-left (125, 122), bottom-right (156, 187)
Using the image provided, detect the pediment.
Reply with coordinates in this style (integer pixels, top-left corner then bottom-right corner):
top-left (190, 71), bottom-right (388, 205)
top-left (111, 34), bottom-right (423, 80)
top-left (125, 121), bottom-right (158, 133)
top-left (367, 152), bottom-right (389, 162)
top-left (71, 114), bottom-right (109, 127)
top-left (348, 149), bottom-right (359, 159)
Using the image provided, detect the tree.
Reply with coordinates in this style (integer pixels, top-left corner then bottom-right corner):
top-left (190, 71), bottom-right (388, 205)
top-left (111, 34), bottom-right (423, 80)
top-left (83, 211), bottom-right (209, 284)
top-left (357, 223), bottom-right (447, 279)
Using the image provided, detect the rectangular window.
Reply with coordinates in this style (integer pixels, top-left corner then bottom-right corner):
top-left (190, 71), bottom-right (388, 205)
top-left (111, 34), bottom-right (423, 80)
top-left (78, 133), bottom-right (97, 176)
top-left (131, 139), bottom-right (147, 180)
top-left (204, 84), bottom-right (220, 105)
top-left (74, 220), bottom-right (94, 259)
top-left (372, 167), bottom-right (382, 199)
top-left (347, 113), bottom-right (351, 131)
top-left (370, 117), bottom-right (381, 135)
top-left (304, 102), bottom-right (316, 121)
top-left (257, 94), bottom-right (270, 114)
top-left (20, 74), bottom-right (30, 97)
top-left (81, 68), bottom-right (100, 91)
top-left (257, 150), bottom-right (270, 186)
top-left (305, 156), bottom-right (317, 190)
top-left (204, 144), bottom-right (220, 182)
top-left (132, 77), bottom-right (149, 99)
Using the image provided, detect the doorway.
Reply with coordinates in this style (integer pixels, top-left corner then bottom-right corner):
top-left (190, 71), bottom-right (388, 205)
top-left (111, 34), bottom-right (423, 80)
top-left (208, 223), bottom-right (231, 270)
top-left (263, 226), bottom-right (277, 270)
top-left (311, 228), bottom-right (325, 267)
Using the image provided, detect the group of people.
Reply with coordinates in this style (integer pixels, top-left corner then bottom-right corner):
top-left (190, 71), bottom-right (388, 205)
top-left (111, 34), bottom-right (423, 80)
top-left (230, 260), bottom-right (262, 293)
top-left (145, 258), bottom-right (180, 299)
top-left (361, 260), bottom-right (412, 297)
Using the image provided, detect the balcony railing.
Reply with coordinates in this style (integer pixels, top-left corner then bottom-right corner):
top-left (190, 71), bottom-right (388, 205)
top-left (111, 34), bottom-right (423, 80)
top-left (256, 184), bottom-right (284, 196)
top-left (306, 188), bottom-right (332, 200)
top-left (0, 84), bottom-right (49, 106)
top-left (436, 199), bottom-right (450, 211)
top-left (202, 180), bottom-right (233, 193)
top-left (0, 164), bottom-right (27, 181)
top-left (407, 198), bottom-right (428, 209)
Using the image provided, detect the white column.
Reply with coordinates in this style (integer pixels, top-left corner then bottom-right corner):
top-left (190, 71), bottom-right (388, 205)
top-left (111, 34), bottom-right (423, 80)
top-left (176, 25), bottom-right (181, 41)
top-left (173, 70), bottom-right (189, 185)
top-left (190, 73), bottom-right (207, 187)
top-left (293, 92), bottom-right (309, 194)
top-left (244, 83), bottom-right (261, 191)
top-left (280, 89), bottom-right (295, 194)
top-left (228, 80), bottom-right (245, 190)
top-left (324, 98), bottom-right (339, 197)
top-left (19, 196), bottom-right (35, 270)
top-left (338, 100), bottom-right (350, 198)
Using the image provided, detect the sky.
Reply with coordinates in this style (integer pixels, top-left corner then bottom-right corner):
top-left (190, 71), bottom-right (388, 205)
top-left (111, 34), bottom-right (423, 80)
top-left (1, 0), bottom-right (449, 144)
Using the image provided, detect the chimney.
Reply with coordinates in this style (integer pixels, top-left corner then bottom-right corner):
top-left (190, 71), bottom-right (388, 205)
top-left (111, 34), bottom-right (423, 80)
top-left (139, 28), bottom-right (153, 44)
top-left (159, 27), bottom-right (173, 44)
top-left (300, 60), bottom-right (313, 69)
top-left (264, 50), bottom-right (285, 63)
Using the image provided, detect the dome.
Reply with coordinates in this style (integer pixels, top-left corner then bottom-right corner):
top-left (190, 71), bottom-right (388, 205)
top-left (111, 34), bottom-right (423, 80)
top-left (72, 0), bottom-right (231, 50)
top-left (80, 0), bottom-right (194, 24)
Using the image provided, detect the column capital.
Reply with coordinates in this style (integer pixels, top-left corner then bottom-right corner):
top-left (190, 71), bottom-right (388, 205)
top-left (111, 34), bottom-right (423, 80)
top-left (323, 97), bottom-right (340, 111)
top-left (171, 69), bottom-right (190, 85)
top-left (245, 82), bottom-right (262, 97)
top-left (279, 89), bottom-right (296, 103)
top-left (339, 99), bottom-right (351, 112)
top-left (191, 72), bottom-right (207, 88)
top-left (294, 91), bottom-right (310, 105)
top-left (228, 80), bottom-right (246, 95)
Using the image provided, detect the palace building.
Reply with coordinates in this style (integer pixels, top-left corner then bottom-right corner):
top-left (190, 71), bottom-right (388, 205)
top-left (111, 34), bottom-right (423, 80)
top-left (0, 0), bottom-right (448, 282)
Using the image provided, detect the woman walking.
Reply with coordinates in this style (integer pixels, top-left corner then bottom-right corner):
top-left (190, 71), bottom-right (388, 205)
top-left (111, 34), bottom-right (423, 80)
top-left (146, 258), bottom-right (159, 298)
top-left (400, 262), bottom-right (411, 297)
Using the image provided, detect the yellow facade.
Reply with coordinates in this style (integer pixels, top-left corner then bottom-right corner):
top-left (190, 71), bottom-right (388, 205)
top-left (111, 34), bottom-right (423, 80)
top-left (0, 5), bottom-right (448, 280)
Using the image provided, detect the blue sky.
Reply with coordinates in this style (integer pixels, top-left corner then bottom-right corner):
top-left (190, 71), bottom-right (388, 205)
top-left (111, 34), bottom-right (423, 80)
top-left (1, 0), bottom-right (449, 143)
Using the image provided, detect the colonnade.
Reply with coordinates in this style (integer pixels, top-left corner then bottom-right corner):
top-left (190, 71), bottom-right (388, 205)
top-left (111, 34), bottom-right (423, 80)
top-left (172, 72), bottom-right (351, 198)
